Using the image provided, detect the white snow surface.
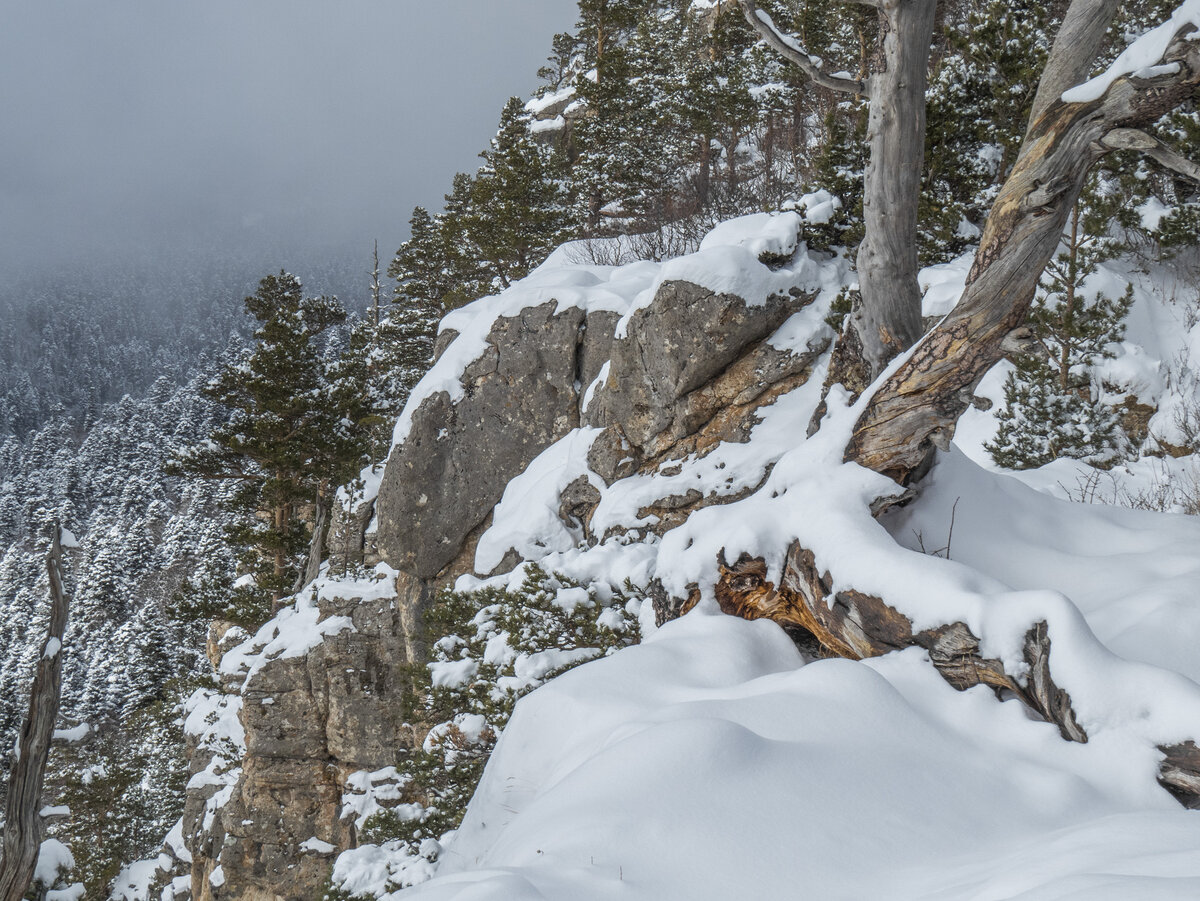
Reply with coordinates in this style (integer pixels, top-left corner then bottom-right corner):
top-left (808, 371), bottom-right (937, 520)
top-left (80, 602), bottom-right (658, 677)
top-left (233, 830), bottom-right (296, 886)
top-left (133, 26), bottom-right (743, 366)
top-left (406, 615), bottom-right (1200, 901)
top-left (1062, 1), bottom-right (1200, 102)
top-left (34, 839), bottom-right (74, 886)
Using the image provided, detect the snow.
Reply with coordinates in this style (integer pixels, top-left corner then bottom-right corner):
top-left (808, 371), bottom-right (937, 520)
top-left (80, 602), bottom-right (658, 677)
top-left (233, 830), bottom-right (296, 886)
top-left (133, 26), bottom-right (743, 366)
top-left (919, 251), bottom-right (974, 317)
top-left (219, 564), bottom-right (400, 686)
top-left (529, 116), bottom-right (565, 134)
top-left (1062, 1), bottom-right (1200, 102)
top-left (403, 615), bottom-right (1200, 901)
top-left (342, 767), bottom-right (420, 831)
top-left (111, 856), bottom-right (170, 901)
top-left (524, 84), bottom-right (574, 116)
top-left (429, 658), bottom-right (479, 689)
top-left (34, 839), bottom-right (74, 886)
top-left (391, 213), bottom-right (828, 449)
top-left (51, 723), bottom-right (90, 742)
top-left (475, 428), bottom-right (604, 574)
top-left (300, 837), bottom-right (336, 854)
top-left (337, 461), bottom-right (386, 509)
top-left (698, 210), bottom-right (803, 259)
top-left (41, 637), bottom-right (60, 659)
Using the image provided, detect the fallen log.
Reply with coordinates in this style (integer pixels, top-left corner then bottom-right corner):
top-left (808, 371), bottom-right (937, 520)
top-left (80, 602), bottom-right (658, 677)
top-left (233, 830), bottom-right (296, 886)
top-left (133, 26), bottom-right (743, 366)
top-left (696, 543), bottom-right (1200, 808)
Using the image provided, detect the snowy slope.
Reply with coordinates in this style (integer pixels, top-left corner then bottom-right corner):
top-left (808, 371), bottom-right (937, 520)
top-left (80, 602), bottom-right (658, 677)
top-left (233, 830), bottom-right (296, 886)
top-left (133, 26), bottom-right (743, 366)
top-left (413, 615), bottom-right (1200, 901)
top-left (356, 215), bottom-right (1200, 899)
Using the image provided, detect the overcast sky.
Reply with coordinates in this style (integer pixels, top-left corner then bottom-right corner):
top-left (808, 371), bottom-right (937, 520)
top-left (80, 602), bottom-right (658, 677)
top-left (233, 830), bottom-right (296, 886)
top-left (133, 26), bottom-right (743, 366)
top-left (0, 0), bottom-right (578, 279)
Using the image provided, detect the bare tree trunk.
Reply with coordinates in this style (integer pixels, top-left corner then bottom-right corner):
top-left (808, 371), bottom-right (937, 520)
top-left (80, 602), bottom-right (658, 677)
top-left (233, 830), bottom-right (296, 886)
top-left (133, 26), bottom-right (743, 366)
top-left (740, 0), bottom-right (936, 380)
top-left (0, 527), bottom-right (70, 901)
top-left (294, 486), bottom-right (328, 594)
top-left (850, 0), bottom-right (938, 377)
top-left (705, 0), bottom-right (1200, 811)
top-left (847, 14), bottom-right (1200, 483)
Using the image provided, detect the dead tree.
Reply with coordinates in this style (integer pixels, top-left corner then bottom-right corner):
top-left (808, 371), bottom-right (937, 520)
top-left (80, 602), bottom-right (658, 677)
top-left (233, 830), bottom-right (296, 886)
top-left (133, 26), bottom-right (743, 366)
top-left (847, 0), bottom-right (1200, 482)
top-left (740, 0), bottom-right (936, 379)
top-left (0, 526), bottom-right (71, 901)
top-left (714, 0), bottom-right (1200, 807)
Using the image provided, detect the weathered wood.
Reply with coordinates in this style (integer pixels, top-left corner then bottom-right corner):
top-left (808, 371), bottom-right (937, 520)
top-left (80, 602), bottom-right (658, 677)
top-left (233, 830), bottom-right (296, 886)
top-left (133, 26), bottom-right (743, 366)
top-left (846, 14), bottom-right (1200, 483)
top-left (741, 0), bottom-right (935, 379)
top-left (292, 487), bottom-right (328, 598)
top-left (0, 527), bottom-right (71, 901)
top-left (1159, 741), bottom-right (1200, 809)
top-left (851, 0), bottom-right (937, 377)
top-left (705, 544), bottom-right (1200, 806)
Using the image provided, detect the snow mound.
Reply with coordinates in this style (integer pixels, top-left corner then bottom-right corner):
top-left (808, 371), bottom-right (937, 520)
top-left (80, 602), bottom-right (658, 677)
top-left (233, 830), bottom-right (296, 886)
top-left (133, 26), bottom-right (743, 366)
top-left (406, 615), bottom-right (1200, 900)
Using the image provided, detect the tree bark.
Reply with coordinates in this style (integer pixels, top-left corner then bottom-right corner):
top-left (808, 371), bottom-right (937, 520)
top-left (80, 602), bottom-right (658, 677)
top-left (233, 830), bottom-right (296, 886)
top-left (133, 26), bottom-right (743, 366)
top-left (0, 527), bottom-right (70, 901)
top-left (294, 487), bottom-right (328, 594)
top-left (740, 0), bottom-right (936, 379)
top-left (846, 19), bottom-right (1200, 483)
top-left (850, 0), bottom-right (937, 377)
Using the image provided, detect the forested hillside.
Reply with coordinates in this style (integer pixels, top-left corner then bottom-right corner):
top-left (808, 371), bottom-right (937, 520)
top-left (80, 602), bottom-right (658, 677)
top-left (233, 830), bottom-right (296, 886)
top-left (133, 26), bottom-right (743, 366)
top-left (6, 0), bottom-right (1200, 899)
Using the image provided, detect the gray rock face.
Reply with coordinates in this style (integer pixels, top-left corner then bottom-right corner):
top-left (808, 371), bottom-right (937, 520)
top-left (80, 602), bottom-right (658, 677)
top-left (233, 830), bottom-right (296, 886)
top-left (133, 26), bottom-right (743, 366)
top-left (185, 270), bottom-right (830, 900)
top-left (376, 301), bottom-right (619, 580)
top-left (584, 280), bottom-right (805, 456)
top-left (186, 586), bottom-right (418, 901)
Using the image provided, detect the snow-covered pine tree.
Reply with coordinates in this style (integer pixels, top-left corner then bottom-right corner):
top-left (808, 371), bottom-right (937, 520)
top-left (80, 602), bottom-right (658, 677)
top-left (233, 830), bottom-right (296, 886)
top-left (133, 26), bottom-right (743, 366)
top-left (468, 98), bottom-right (573, 288)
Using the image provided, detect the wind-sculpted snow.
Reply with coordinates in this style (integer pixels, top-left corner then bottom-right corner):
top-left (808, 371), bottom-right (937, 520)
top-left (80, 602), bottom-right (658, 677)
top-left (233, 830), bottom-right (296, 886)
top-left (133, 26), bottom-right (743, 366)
top-left (404, 615), bottom-right (1200, 900)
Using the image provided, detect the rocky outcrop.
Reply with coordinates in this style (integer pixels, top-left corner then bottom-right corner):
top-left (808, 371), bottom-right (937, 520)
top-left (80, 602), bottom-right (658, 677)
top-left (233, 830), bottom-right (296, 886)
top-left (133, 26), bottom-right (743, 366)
top-left (185, 215), bottom-right (837, 899)
top-left (375, 301), bottom-right (616, 581)
top-left (584, 280), bottom-right (806, 456)
top-left (185, 576), bottom-right (415, 901)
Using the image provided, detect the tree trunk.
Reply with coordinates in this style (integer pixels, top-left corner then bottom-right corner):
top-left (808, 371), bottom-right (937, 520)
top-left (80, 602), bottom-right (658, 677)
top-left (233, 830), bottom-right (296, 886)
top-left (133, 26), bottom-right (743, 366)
top-left (295, 486), bottom-right (328, 594)
top-left (850, 0), bottom-right (938, 377)
top-left (0, 527), bottom-right (70, 901)
top-left (847, 25), bottom-right (1200, 483)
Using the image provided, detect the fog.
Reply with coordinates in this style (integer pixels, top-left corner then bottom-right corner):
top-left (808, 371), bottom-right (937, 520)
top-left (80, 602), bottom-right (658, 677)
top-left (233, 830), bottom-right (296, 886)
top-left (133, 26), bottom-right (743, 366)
top-left (0, 0), bottom-right (577, 280)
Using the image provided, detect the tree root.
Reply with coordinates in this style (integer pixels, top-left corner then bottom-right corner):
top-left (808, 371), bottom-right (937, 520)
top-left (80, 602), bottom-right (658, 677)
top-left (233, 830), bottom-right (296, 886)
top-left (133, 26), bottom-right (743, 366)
top-left (690, 543), bottom-right (1200, 807)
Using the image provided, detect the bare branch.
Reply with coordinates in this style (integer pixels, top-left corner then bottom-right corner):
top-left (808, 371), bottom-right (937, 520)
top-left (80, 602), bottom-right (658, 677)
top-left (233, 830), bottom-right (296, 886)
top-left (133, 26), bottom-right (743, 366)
top-left (738, 0), bottom-right (866, 95)
top-left (0, 525), bottom-right (70, 901)
top-left (1030, 0), bottom-right (1122, 125)
top-left (1102, 127), bottom-right (1200, 184)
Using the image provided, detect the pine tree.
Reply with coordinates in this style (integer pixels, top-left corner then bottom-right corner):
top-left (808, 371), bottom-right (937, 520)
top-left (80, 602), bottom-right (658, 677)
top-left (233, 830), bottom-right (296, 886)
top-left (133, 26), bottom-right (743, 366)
top-left (921, 0), bottom-right (1053, 262)
top-left (168, 272), bottom-right (368, 614)
top-left (468, 98), bottom-right (573, 287)
top-left (338, 244), bottom-right (442, 462)
top-left (987, 196), bottom-right (1134, 470)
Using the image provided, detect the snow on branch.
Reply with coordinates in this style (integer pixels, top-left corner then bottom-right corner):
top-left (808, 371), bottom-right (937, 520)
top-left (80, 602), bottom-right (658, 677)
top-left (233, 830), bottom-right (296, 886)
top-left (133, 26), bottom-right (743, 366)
top-left (1062, 0), bottom-right (1200, 103)
top-left (738, 0), bottom-right (866, 95)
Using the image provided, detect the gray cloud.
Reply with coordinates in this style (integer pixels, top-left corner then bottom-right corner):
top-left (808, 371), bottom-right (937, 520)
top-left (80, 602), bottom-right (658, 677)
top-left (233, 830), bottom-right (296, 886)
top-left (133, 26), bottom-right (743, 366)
top-left (0, 0), bottom-right (577, 276)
